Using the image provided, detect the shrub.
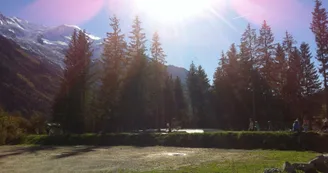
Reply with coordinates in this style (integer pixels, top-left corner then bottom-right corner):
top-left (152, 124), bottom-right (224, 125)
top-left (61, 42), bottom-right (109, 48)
top-left (11, 131), bottom-right (328, 152)
top-left (29, 111), bottom-right (46, 134)
top-left (0, 109), bottom-right (23, 144)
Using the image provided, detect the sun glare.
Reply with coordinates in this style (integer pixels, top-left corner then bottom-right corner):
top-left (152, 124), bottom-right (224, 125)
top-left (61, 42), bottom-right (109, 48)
top-left (135, 0), bottom-right (215, 23)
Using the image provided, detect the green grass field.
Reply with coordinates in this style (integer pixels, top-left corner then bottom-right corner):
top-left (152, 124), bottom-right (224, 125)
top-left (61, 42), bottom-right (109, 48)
top-left (0, 146), bottom-right (319, 173)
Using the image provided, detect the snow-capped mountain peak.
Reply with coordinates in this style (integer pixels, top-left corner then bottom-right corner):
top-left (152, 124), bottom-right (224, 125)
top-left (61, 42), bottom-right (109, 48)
top-left (62, 24), bottom-right (81, 30)
top-left (0, 13), bottom-right (188, 84)
top-left (0, 13), bottom-right (103, 67)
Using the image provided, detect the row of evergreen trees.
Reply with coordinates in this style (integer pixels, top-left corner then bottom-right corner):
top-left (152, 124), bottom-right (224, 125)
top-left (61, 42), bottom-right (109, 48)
top-left (52, 0), bottom-right (328, 133)
top-left (52, 16), bottom-right (190, 133)
top-left (213, 26), bottom-right (321, 130)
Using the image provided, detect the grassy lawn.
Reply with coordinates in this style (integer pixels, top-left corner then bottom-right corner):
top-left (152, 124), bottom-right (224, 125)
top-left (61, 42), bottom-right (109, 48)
top-left (142, 150), bottom-right (318, 173)
top-left (0, 146), bottom-right (319, 173)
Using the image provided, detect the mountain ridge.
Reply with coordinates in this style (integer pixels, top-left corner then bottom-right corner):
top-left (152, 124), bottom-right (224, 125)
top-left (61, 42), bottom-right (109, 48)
top-left (0, 12), bottom-right (188, 76)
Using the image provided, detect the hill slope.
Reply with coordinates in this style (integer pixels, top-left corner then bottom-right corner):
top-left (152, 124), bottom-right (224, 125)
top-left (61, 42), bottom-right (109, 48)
top-left (0, 35), bottom-right (60, 116)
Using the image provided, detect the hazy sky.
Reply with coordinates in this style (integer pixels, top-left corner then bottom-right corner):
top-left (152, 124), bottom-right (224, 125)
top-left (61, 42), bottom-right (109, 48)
top-left (0, 0), bottom-right (323, 80)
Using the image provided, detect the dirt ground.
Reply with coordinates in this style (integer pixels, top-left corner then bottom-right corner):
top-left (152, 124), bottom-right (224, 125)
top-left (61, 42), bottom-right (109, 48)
top-left (0, 145), bottom-right (255, 173)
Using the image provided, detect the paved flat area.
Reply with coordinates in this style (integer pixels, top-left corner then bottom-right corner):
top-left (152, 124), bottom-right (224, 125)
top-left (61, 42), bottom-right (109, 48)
top-left (0, 146), bottom-right (252, 173)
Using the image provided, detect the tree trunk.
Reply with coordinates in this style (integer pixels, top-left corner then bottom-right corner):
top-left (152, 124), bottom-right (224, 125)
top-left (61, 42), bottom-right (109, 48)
top-left (323, 68), bottom-right (328, 118)
top-left (251, 71), bottom-right (256, 120)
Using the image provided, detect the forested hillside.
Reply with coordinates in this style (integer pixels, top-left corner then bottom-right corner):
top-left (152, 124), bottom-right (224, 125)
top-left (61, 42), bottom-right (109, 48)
top-left (0, 35), bottom-right (60, 116)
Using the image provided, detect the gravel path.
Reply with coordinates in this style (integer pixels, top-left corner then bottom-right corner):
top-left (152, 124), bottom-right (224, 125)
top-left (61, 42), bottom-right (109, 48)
top-left (0, 146), bottom-right (254, 173)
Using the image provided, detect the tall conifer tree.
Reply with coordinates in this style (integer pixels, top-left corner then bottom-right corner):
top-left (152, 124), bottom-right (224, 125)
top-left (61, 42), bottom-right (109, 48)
top-left (97, 16), bottom-right (127, 132)
top-left (120, 16), bottom-right (150, 130)
top-left (311, 0), bottom-right (328, 118)
top-left (149, 31), bottom-right (167, 130)
top-left (53, 30), bottom-right (92, 133)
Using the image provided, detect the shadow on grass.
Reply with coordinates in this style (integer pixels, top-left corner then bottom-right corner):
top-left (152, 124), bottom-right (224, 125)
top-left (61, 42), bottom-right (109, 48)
top-left (51, 146), bottom-right (101, 159)
top-left (0, 146), bottom-right (57, 159)
top-left (0, 146), bottom-right (104, 160)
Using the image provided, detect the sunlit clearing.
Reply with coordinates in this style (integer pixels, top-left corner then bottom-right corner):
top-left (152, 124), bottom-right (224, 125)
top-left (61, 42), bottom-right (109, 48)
top-left (135, 0), bottom-right (216, 24)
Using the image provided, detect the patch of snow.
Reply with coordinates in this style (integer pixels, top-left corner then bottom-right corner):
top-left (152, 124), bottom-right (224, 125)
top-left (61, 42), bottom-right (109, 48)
top-left (65, 36), bottom-right (71, 40)
top-left (63, 24), bottom-right (81, 30)
top-left (21, 46), bottom-right (28, 50)
top-left (42, 39), bottom-right (54, 45)
top-left (0, 20), bottom-right (3, 25)
top-left (55, 41), bottom-right (68, 46)
top-left (42, 39), bottom-right (67, 46)
top-left (8, 29), bottom-right (15, 33)
top-left (87, 34), bottom-right (101, 40)
top-left (12, 17), bottom-right (22, 23)
top-left (6, 20), bottom-right (25, 30)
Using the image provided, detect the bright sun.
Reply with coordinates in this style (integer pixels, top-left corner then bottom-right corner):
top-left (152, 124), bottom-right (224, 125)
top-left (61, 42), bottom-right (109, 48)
top-left (135, 0), bottom-right (215, 23)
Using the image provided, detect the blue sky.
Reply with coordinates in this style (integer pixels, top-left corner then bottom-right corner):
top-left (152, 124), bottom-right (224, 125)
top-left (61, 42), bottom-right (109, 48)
top-left (0, 0), bottom-right (323, 80)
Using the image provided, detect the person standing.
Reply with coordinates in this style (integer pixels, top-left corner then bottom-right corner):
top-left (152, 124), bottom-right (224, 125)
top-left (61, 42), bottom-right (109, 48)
top-left (292, 119), bottom-right (300, 132)
top-left (268, 121), bottom-right (272, 131)
top-left (303, 119), bottom-right (309, 132)
top-left (248, 118), bottom-right (254, 131)
top-left (255, 121), bottom-right (260, 131)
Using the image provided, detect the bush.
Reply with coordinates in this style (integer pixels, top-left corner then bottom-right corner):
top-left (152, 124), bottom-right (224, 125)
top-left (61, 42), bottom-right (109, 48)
top-left (0, 109), bottom-right (24, 144)
top-left (10, 131), bottom-right (328, 152)
top-left (29, 111), bottom-right (46, 134)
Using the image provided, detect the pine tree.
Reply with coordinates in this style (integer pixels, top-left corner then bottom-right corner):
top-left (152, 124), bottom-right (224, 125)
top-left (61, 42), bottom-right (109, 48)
top-left (282, 31), bottom-right (297, 57)
top-left (97, 16), bottom-right (127, 132)
top-left (213, 51), bottom-right (228, 84)
top-left (311, 0), bottom-right (328, 118)
top-left (257, 20), bottom-right (275, 84)
top-left (52, 29), bottom-right (93, 133)
top-left (187, 62), bottom-right (212, 127)
top-left (151, 32), bottom-right (166, 64)
top-left (286, 47), bottom-right (302, 121)
top-left (120, 16), bottom-right (150, 130)
top-left (187, 61), bottom-right (198, 118)
top-left (300, 43), bottom-right (321, 97)
top-left (299, 42), bottom-right (322, 126)
top-left (149, 31), bottom-right (167, 130)
top-left (282, 32), bottom-right (299, 121)
top-left (240, 23), bottom-right (258, 67)
top-left (213, 51), bottom-right (230, 129)
top-left (197, 65), bottom-right (211, 127)
top-left (257, 20), bottom-right (276, 121)
top-left (226, 44), bottom-right (238, 76)
top-left (174, 77), bottom-right (188, 128)
top-left (273, 43), bottom-right (288, 96)
top-left (164, 75), bottom-right (176, 132)
top-left (128, 16), bottom-right (147, 58)
top-left (240, 23), bottom-right (258, 120)
top-left (299, 43), bottom-right (321, 121)
top-left (226, 44), bottom-right (241, 100)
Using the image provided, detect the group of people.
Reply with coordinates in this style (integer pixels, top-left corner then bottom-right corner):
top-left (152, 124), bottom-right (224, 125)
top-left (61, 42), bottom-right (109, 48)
top-left (291, 119), bottom-right (308, 132)
top-left (292, 118), bottom-right (328, 132)
top-left (248, 118), bottom-right (262, 131)
top-left (248, 118), bottom-right (328, 132)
